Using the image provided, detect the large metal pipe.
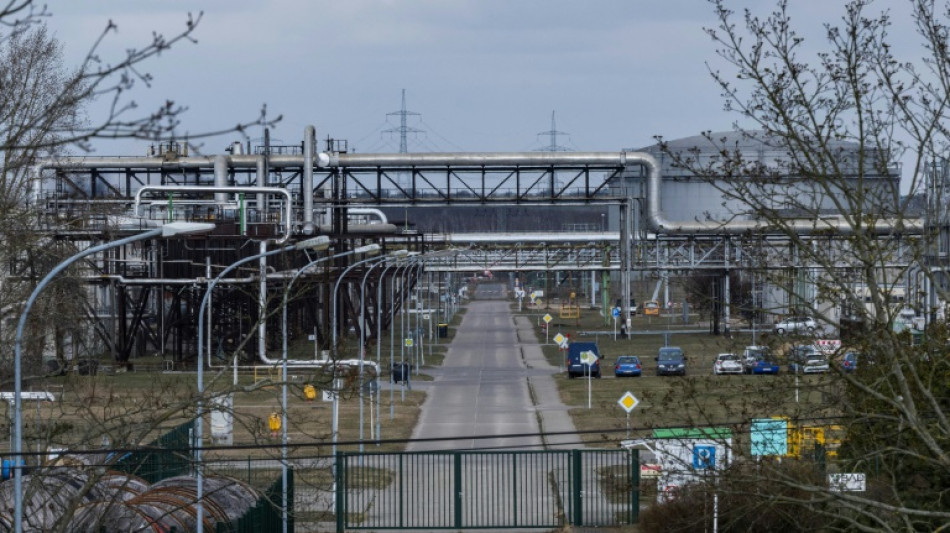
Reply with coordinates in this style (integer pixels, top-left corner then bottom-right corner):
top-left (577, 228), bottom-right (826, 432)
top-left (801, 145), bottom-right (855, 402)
top-left (133, 185), bottom-right (295, 244)
top-left (316, 223), bottom-right (399, 234)
top-left (213, 155), bottom-right (229, 205)
top-left (256, 156), bottom-right (266, 210)
top-left (346, 207), bottom-right (388, 224)
top-left (303, 126), bottom-right (316, 234)
top-left (38, 147), bottom-right (923, 237)
top-left (634, 151), bottom-right (923, 235)
top-left (332, 151), bottom-right (623, 168)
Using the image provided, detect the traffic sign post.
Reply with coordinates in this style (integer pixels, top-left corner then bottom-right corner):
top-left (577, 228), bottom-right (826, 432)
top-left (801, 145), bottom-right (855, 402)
top-left (617, 391), bottom-right (640, 438)
top-left (580, 350), bottom-right (598, 409)
top-left (553, 332), bottom-right (567, 372)
top-left (611, 307), bottom-right (620, 339)
top-left (543, 313), bottom-right (552, 344)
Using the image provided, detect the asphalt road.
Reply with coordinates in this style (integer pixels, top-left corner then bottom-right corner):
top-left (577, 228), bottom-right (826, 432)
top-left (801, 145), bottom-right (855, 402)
top-left (407, 282), bottom-right (572, 451)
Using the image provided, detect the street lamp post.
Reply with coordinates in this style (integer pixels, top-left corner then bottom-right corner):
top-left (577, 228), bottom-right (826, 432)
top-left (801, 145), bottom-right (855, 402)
top-left (327, 247), bottom-right (384, 462)
top-left (281, 241), bottom-right (386, 533)
top-left (385, 249), bottom-right (458, 417)
top-left (332, 249), bottom-right (414, 458)
top-left (12, 222), bottom-right (215, 533)
top-left (375, 258), bottom-right (406, 433)
top-left (358, 250), bottom-right (407, 450)
top-left (397, 261), bottom-right (419, 391)
top-left (196, 235), bottom-right (330, 533)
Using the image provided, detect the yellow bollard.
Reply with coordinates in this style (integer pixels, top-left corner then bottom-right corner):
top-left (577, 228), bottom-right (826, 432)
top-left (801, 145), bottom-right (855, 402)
top-left (303, 384), bottom-right (317, 401)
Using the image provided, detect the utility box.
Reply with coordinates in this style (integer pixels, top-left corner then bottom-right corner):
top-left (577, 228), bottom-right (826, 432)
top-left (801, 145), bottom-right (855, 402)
top-left (438, 323), bottom-right (448, 338)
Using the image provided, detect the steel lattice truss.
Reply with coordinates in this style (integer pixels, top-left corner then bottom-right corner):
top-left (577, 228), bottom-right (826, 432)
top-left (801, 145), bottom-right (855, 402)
top-left (424, 234), bottom-right (919, 273)
top-left (40, 157), bottom-right (627, 206)
top-left (331, 164), bottom-right (624, 204)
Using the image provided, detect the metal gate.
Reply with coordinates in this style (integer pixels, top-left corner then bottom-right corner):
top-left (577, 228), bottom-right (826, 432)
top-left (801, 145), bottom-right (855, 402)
top-left (335, 449), bottom-right (638, 531)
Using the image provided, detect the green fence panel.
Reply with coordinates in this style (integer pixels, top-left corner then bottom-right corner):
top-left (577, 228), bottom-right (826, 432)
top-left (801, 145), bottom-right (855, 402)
top-left (336, 449), bottom-right (637, 531)
top-left (113, 420), bottom-right (194, 483)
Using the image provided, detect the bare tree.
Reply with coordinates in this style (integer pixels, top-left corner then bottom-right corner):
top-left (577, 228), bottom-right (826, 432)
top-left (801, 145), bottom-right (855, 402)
top-left (645, 1), bottom-right (950, 530)
top-left (0, 1), bottom-right (280, 372)
top-left (0, 3), bottom-right (285, 530)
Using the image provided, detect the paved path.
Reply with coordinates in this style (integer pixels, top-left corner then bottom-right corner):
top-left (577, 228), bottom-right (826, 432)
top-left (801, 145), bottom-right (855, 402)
top-left (407, 282), bottom-right (582, 451)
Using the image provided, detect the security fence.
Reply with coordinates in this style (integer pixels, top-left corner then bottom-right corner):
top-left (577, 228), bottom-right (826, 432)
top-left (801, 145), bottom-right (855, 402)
top-left (114, 420), bottom-right (194, 483)
top-left (334, 449), bottom-right (639, 531)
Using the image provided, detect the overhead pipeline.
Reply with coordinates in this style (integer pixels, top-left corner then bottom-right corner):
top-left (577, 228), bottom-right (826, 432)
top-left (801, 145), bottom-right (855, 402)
top-left (35, 133), bottom-right (924, 237)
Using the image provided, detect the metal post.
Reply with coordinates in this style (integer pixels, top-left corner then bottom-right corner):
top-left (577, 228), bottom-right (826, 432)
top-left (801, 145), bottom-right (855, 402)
top-left (197, 235), bottom-right (326, 533)
top-left (377, 260), bottom-right (400, 430)
top-left (13, 223), bottom-right (214, 533)
top-left (358, 256), bottom-right (401, 452)
top-left (331, 252), bottom-right (387, 455)
top-left (283, 245), bottom-right (367, 533)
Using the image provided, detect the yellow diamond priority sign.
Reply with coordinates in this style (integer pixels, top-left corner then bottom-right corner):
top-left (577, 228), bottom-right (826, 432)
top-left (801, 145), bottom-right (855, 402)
top-left (553, 333), bottom-right (565, 345)
top-left (543, 313), bottom-right (553, 324)
top-left (618, 391), bottom-right (639, 413)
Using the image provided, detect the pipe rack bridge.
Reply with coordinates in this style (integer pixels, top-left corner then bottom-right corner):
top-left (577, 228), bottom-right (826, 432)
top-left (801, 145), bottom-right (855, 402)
top-left (27, 127), bottom-right (928, 368)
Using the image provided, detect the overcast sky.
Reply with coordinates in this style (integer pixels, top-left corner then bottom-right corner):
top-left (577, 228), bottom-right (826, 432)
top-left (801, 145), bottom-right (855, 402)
top-left (43, 1), bottom-right (918, 168)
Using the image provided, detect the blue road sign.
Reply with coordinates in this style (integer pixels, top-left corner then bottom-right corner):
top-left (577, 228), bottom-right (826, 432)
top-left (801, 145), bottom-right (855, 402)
top-left (693, 445), bottom-right (716, 469)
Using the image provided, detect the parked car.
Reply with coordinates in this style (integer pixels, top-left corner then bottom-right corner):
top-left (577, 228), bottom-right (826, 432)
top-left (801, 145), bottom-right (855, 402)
top-left (713, 353), bottom-right (743, 375)
top-left (788, 345), bottom-right (830, 374)
top-left (643, 300), bottom-right (660, 316)
top-left (741, 345), bottom-right (780, 374)
top-left (567, 342), bottom-right (601, 378)
top-left (614, 355), bottom-right (642, 377)
top-left (656, 346), bottom-right (686, 376)
top-left (774, 316), bottom-right (817, 335)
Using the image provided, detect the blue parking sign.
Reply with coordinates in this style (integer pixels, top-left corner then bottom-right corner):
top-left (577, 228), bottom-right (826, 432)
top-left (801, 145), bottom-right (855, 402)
top-left (693, 445), bottom-right (716, 469)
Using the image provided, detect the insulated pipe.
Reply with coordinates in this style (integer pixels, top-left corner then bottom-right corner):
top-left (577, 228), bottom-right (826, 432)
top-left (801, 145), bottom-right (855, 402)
top-left (346, 208), bottom-right (388, 224)
top-left (213, 155), bottom-right (229, 205)
top-left (258, 241), bottom-right (268, 372)
top-left (256, 156), bottom-right (266, 210)
top-left (303, 126), bottom-right (316, 235)
top-left (39, 148), bottom-right (925, 236)
top-left (634, 151), bottom-right (924, 236)
top-left (133, 185), bottom-right (295, 244)
top-left (333, 152), bottom-right (624, 167)
top-left (315, 224), bottom-right (399, 235)
top-left (331, 151), bottom-right (924, 236)
top-left (30, 164), bottom-right (44, 205)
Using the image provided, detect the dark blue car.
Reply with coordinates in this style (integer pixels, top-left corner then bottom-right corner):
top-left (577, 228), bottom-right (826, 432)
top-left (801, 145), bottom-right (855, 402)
top-left (741, 346), bottom-right (780, 375)
top-left (567, 342), bottom-right (601, 378)
top-left (614, 356), bottom-right (642, 377)
top-left (656, 347), bottom-right (687, 376)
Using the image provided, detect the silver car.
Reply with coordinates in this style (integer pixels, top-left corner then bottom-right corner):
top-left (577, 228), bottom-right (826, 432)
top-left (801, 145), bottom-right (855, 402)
top-left (774, 316), bottom-right (817, 335)
top-left (788, 345), bottom-right (830, 374)
top-left (713, 353), bottom-right (743, 375)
